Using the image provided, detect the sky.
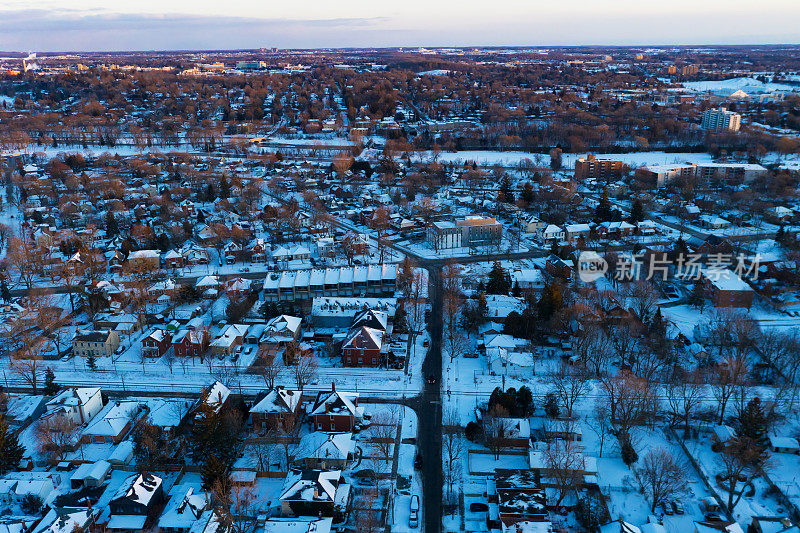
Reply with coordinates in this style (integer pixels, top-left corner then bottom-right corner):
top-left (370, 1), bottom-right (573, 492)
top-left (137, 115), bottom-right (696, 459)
top-left (1, 0), bottom-right (799, 52)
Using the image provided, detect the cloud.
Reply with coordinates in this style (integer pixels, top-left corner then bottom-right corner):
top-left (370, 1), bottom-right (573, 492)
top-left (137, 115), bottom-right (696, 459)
top-left (0, 9), bottom-right (391, 50)
top-left (0, 6), bottom-right (798, 51)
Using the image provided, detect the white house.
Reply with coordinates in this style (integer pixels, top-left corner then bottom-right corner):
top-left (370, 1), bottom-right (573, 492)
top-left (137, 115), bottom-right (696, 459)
top-left (45, 387), bottom-right (103, 425)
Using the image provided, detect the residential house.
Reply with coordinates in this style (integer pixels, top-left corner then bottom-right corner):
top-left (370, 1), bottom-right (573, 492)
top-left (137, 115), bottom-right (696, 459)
top-left (278, 470), bottom-right (349, 519)
top-left (126, 249), bottom-right (161, 270)
top-left (72, 330), bottom-right (121, 358)
top-left (340, 326), bottom-right (385, 367)
top-left (309, 386), bottom-right (363, 432)
top-left (142, 329), bottom-right (172, 358)
top-left (250, 387), bottom-right (303, 432)
top-left (107, 473), bottom-right (164, 532)
top-left (82, 401), bottom-right (141, 444)
top-left (210, 324), bottom-right (249, 356)
top-left (700, 268), bottom-right (754, 308)
top-left (293, 432), bottom-right (354, 470)
top-left (172, 327), bottom-right (210, 358)
top-left (45, 387), bottom-right (103, 425)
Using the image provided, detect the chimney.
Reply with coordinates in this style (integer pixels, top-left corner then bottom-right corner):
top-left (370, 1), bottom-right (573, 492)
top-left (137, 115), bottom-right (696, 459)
top-left (331, 382), bottom-right (335, 393)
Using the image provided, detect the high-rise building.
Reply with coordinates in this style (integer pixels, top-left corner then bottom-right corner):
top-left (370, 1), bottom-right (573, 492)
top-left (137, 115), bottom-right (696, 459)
top-left (701, 107), bottom-right (741, 132)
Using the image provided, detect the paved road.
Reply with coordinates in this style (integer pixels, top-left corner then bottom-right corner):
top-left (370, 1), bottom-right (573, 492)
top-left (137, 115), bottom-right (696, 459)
top-left (414, 265), bottom-right (444, 533)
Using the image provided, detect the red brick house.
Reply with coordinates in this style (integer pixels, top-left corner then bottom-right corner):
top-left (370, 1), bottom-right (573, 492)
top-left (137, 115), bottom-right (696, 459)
top-left (142, 329), bottom-right (172, 358)
top-left (341, 326), bottom-right (384, 367)
top-left (250, 387), bottom-right (303, 432)
top-left (701, 268), bottom-right (754, 309)
top-left (309, 386), bottom-right (363, 432)
top-left (172, 328), bottom-right (209, 358)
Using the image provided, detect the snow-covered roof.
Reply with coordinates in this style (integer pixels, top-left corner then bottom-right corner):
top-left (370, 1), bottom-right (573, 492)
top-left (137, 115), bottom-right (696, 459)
top-left (279, 470), bottom-right (341, 502)
top-left (261, 517), bottom-right (333, 533)
top-left (201, 381), bottom-right (231, 413)
top-left (251, 387), bottom-right (302, 415)
top-left (83, 401), bottom-right (139, 437)
top-left (46, 387), bottom-right (100, 409)
top-left (295, 432), bottom-right (354, 462)
top-left (112, 473), bottom-right (162, 507)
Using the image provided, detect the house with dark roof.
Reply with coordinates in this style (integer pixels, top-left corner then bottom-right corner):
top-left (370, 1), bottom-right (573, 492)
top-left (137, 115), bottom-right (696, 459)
top-left (107, 473), bottom-right (164, 532)
top-left (278, 469), bottom-right (350, 520)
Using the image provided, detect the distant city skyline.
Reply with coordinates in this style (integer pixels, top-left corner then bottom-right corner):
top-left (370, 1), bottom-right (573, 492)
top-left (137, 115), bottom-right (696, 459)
top-left (2, 0), bottom-right (799, 52)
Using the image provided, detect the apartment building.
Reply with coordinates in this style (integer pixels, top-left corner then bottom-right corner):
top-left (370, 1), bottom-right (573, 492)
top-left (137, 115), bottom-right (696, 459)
top-left (701, 107), bottom-right (741, 132)
top-left (574, 154), bottom-right (625, 180)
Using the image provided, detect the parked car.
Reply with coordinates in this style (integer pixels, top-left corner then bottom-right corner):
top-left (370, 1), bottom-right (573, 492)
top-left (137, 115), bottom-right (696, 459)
top-left (409, 495), bottom-right (419, 528)
top-left (470, 502), bottom-right (489, 513)
top-left (661, 501), bottom-right (673, 515)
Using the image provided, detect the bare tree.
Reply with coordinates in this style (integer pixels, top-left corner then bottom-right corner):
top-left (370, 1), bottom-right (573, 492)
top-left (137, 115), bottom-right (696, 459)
top-left (587, 401), bottom-right (611, 458)
top-left (718, 437), bottom-right (770, 513)
top-left (35, 416), bottom-right (79, 462)
top-left (626, 280), bottom-right (660, 323)
top-left (635, 448), bottom-right (688, 512)
top-left (212, 479), bottom-right (259, 533)
top-left (575, 322), bottom-right (611, 377)
top-left (442, 261), bottom-right (463, 349)
top-left (549, 363), bottom-right (589, 419)
top-left (712, 354), bottom-right (748, 423)
top-left (444, 330), bottom-right (469, 362)
top-left (484, 404), bottom-right (509, 460)
top-left (443, 409), bottom-right (465, 499)
top-left (600, 370), bottom-right (656, 436)
top-left (256, 346), bottom-right (282, 390)
top-left (292, 351), bottom-right (317, 390)
top-left (545, 437), bottom-right (586, 507)
top-left (372, 207), bottom-right (391, 264)
top-left (665, 369), bottom-right (705, 439)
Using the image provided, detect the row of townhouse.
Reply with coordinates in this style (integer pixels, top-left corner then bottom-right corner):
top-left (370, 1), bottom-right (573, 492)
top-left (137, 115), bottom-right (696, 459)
top-left (263, 264), bottom-right (398, 302)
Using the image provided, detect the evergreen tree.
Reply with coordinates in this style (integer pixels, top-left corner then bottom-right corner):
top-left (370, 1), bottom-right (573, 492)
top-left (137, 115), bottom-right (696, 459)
top-left (0, 414), bottom-right (24, 475)
top-left (649, 308), bottom-right (667, 338)
top-left (512, 281), bottom-right (521, 297)
top-left (537, 281), bottom-right (564, 322)
top-left (476, 292), bottom-right (489, 324)
top-left (486, 262), bottom-right (511, 295)
top-left (499, 175), bottom-right (514, 203)
top-left (521, 181), bottom-right (535, 204)
top-left (43, 368), bottom-right (59, 396)
top-left (550, 240), bottom-right (560, 257)
top-left (219, 175), bottom-right (230, 199)
top-left (595, 188), bottom-right (614, 222)
top-left (544, 393), bottom-right (560, 418)
top-left (688, 279), bottom-right (706, 310)
top-left (86, 354), bottom-right (97, 371)
top-left (776, 225), bottom-right (785, 245)
top-left (0, 276), bottom-right (10, 303)
top-left (201, 453), bottom-right (230, 490)
top-left (738, 396), bottom-right (768, 444)
top-left (620, 434), bottom-right (638, 468)
top-left (105, 211), bottom-right (118, 236)
top-left (674, 235), bottom-right (689, 257)
top-left (629, 199), bottom-right (645, 223)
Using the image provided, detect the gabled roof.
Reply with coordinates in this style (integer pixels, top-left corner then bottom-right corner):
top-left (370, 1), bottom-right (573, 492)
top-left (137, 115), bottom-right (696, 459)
top-left (310, 390), bottom-right (361, 418)
top-left (112, 473), bottom-right (162, 507)
top-left (251, 387), bottom-right (302, 415)
top-left (342, 326), bottom-right (383, 351)
top-left (279, 470), bottom-right (341, 502)
top-left (295, 432), bottom-right (354, 462)
top-left (46, 387), bottom-right (100, 409)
